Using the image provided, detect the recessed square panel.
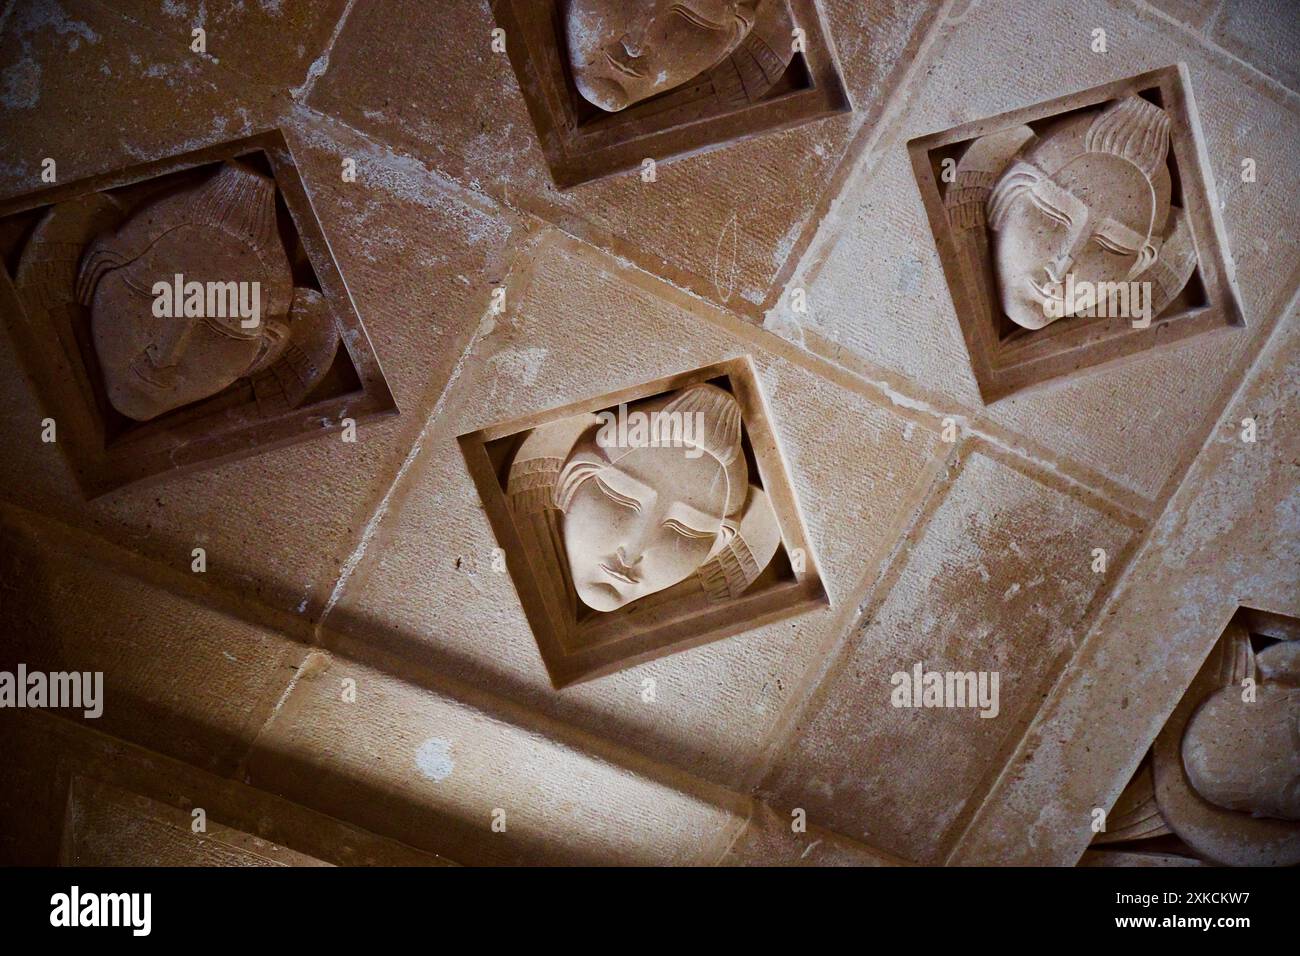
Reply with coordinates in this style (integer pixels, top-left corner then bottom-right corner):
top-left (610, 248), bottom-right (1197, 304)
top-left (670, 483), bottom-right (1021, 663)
top-left (459, 357), bottom-right (827, 687)
top-left (908, 65), bottom-right (1245, 402)
top-left (492, 0), bottom-right (851, 188)
top-left (1089, 607), bottom-right (1299, 867)
top-left (0, 130), bottom-right (397, 498)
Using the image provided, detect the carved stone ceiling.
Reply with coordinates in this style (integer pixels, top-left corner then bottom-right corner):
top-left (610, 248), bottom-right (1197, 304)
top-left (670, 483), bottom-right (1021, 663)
top-left (0, 0), bottom-right (1295, 867)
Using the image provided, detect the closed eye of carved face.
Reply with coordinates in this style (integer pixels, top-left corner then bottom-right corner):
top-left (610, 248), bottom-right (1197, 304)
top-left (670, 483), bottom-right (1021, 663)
top-left (566, 0), bottom-right (755, 112)
top-left (593, 473), bottom-right (717, 540)
top-left (91, 225), bottom-right (277, 421)
top-left (563, 445), bottom-right (727, 612)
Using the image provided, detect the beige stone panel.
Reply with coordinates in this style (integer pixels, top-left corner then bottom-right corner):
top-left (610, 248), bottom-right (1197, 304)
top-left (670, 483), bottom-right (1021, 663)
top-left (759, 448), bottom-right (1137, 863)
top-left (775, 0), bottom-right (1300, 502)
top-left (97, 0), bottom-right (350, 91)
top-left (0, 709), bottom-right (450, 865)
top-left (246, 652), bottom-right (738, 865)
top-left (719, 802), bottom-right (904, 866)
top-left (325, 229), bottom-right (944, 786)
top-left (0, 511), bottom-right (306, 775)
top-left (64, 777), bottom-right (330, 866)
top-left (0, 103), bottom-right (522, 616)
top-left (950, 307), bottom-right (1300, 865)
top-left (0, 0), bottom-right (282, 198)
top-left (1142, 0), bottom-right (1221, 30)
top-left (305, 0), bottom-right (946, 313)
top-left (277, 109), bottom-right (524, 416)
top-left (1209, 0), bottom-right (1300, 93)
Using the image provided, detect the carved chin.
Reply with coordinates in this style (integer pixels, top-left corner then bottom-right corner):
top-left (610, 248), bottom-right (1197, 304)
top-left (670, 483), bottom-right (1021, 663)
top-left (577, 579), bottom-right (628, 612)
top-left (1002, 285), bottom-right (1058, 331)
top-left (106, 379), bottom-right (176, 422)
top-left (574, 72), bottom-right (630, 112)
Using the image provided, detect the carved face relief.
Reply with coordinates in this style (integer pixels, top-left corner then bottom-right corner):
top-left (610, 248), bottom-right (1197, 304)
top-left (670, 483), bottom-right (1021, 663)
top-left (1182, 647), bottom-right (1300, 822)
top-left (1105, 618), bottom-right (1300, 866)
top-left (4, 134), bottom-right (389, 497)
top-left (75, 162), bottom-right (317, 422)
top-left (506, 381), bottom-right (782, 617)
top-left (566, 0), bottom-right (759, 111)
top-left (563, 440), bottom-right (728, 611)
top-left (990, 160), bottom-right (1159, 330)
top-left (87, 230), bottom-right (284, 421)
top-left (983, 97), bottom-right (1172, 331)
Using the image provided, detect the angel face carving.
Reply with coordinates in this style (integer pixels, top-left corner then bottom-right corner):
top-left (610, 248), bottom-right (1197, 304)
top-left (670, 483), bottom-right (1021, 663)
top-left (941, 96), bottom-right (1194, 334)
top-left (559, 400), bottom-right (735, 610)
top-left (567, 0), bottom-right (754, 111)
top-left (985, 97), bottom-right (1172, 330)
top-left (74, 161), bottom-right (331, 422)
top-left (507, 382), bottom-right (780, 615)
top-left (565, 0), bottom-right (793, 113)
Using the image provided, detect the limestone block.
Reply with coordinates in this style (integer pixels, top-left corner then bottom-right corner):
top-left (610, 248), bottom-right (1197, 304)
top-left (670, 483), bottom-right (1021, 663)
top-left (63, 776), bottom-right (330, 866)
top-left (0, 111), bottom-right (521, 616)
top-left (306, 0), bottom-right (946, 313)
top-left (246, 652), bottom-right (740, 865)
top-left (760, 447), bottom-right (1137, 863)
top-left (1209, 0), bottom-right (1300, 93)
top-left (950, 308), bottom-right (1300, 865)
top-left (775, 0), bottom-right (1300, 503)
top-left (0, 0), bottom-right (282, 198)
top-left (324, 228), bottom-right (944, 786)
top-left (0, 710), bottom-right (450, 865)
top-left (719, 802), bottom-right (905, 866)
top-left (98, 0), bottom-right (350, 91)
top-left (0, 511), bottom-right (305, 775)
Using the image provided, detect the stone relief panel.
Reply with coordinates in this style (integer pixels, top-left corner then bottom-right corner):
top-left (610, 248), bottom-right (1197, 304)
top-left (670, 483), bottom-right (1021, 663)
top-left (908, 66), bottom-right (1245, 402)
top-left (492, 0), bottom-right (850, 186)
top-left (0, 132), bottom-right (397, 497)
top-left (458, 357), bottom-right (827, 687)
top-left (1091, 608), bottom-right (1300, 867)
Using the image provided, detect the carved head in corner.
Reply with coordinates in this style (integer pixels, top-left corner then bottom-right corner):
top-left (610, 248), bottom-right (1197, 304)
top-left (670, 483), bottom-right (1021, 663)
top-left (507, 383), bottom-right (781, 613)
top-left (1181, 644), bottom-right (1300, 822)
top-left (947, 96), bottom-right (1196, 332)
top-left (74, 161), bottom-right (334, 421)
top-left (565, 0), bottom-right (794, 112)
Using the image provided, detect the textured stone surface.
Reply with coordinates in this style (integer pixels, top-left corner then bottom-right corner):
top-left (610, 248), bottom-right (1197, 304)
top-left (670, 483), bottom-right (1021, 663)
top-left (100, 0), bottom-right (349, 91)
top-left (1208, 0), bottom-right (1300, 93)
top-left (719, 802), bottom-right (904, 866)
top-left (306, 0), bottom-right (946, 314)
top-left (324, 229), bottom-right (945, 787)
top-left (950, 307), bottom-right (1300, 865)
top-left (1143, 0), bottom-right (1220, 29)
top-left (0, 0), bottom-right (1295, 868)
top-left (0, 0), bottom-right (282, 198)
top-left (0, 510), bottom-right (305, 775)
top-left (0, 105), bottom-right (521, 616)
top-left (0, 709), bottom-right (448, 865)
top-left (247, 651), bottom-right (739, 865)
top-left (773, 0), bottom-right (1300, 504)
top-left (64, 777), bottom-right (329, 866)
top-left (760, 448), bottom-right (1136, 863)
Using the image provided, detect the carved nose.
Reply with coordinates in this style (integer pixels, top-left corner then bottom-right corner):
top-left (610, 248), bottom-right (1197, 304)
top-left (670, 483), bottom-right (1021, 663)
top-left (1043, 255), bottom-right (1073, 285)
top-left (615, 546), bottom-right (643, 576)
top-left (618, 33), bottom-right (643, 57)
top-left (147, 317), bottom-right (196, 368)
